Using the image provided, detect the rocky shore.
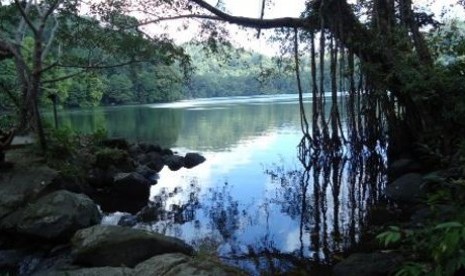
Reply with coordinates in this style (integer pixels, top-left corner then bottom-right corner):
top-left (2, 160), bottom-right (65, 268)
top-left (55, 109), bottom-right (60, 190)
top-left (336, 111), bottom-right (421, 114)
top-left (2, 137), bottom-right (453, 275)
top-left (0, 140), bottom-right (246, 275)
top-left (332, 157), bottom-right (450, 275)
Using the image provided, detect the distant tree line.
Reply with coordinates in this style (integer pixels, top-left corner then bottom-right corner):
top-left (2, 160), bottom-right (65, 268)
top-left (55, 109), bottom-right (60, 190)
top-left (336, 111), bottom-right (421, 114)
top-left (183, 43), bottom-right (337, 98)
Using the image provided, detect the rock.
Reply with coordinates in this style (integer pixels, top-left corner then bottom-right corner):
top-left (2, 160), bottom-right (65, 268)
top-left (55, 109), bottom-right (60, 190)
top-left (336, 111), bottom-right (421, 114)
top-left (19, 246), bottom-right (74, 275)
top-left (333, 252), bottom-right (404, 276)
top-left (134, 253), bottom-right (247, 276)
top-left (117, 214), bottom-right (138, 227)
top-left (95, 172), bottom-right (152, 213)
top-left (94, 148), bottom-right (134, 172)
top-left (0, 249), bottom-right (27, 272)
top-left (162, 148), bottom-right (173, 156)
top-left (163, 155), bottom-right (185, 171)
top-left (136, 203), bottom-right (163, 222)
top-left (87, 168), bottom-right (115, 188)
top-left (367, 205), bottom-right (402, 226)
top-left (0, 190), bottom-right (101, 241)
top-left (135, 165), bottom-right (157, 182)
top-left (184, 153), bottom-right (206, 169)
top-left (146, 144), bottom-right (162, 153)
top-left (101, 138), bottom-right (129, 150)
top-left (0, 165), bottom-right (58, 219)
top-left (138, 143), bottom-right (150, 152)
top-left (71, 225), bottom-right (194, 267)
top-left (135, 153), bottom-right (150, 164)
top-left (146, 152), bottom-right (164, 173)
top-left (410, 205), bottom-right (457, 227)
top-left (388, 159), bottom-right (422, 179)
top-left (36, 267), bottom-right (134, 276)
top-left (113, 172), bottom-right (151, 200)
top-left (128, 144), bottom-right (143, 158)
top-left (385, 173), bottom-right (425, 203)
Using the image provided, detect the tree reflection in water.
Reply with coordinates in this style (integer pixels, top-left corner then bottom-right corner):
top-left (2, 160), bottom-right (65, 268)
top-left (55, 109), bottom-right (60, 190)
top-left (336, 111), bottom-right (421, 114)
top-left (135, 148), bottom-right (386, 274)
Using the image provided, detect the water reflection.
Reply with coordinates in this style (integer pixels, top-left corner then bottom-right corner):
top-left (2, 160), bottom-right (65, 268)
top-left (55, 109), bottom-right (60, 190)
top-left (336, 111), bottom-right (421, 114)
top-left (117, 148), bottom-right (386, 274)
top-left (55, 95), bottom-right (387, 274)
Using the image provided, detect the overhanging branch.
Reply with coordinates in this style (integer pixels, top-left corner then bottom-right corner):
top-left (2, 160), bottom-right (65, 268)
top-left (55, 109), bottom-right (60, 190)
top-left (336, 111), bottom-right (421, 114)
top-left (189, 0), bottom-right (310, 29)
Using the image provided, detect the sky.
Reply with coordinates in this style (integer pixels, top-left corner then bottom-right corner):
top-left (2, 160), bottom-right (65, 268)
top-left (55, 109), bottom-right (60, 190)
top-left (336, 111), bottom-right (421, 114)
top-left (144, 0), bottom-right (465, 56)
top-left (210, 0), bottom-right (464, 18)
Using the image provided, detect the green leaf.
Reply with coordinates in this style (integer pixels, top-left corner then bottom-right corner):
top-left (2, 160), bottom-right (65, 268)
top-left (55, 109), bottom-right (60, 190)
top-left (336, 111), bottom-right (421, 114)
top-left (435, 222), bottom-right (463, 230)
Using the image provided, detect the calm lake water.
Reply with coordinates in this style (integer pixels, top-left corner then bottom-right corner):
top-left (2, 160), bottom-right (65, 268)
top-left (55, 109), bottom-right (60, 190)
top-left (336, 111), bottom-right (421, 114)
top-left (54, 94), bottom-right (387, 274)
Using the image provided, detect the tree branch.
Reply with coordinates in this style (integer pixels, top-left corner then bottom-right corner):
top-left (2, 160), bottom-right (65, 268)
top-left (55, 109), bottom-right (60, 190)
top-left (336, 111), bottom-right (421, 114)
top-left (14, 0), bottom-right (38, 38)
top-left (189, 0), bottom-right (310, 29)
top-left (42, 58), bottom-right (160, 85)
top-left (41, 70), bottom-right (85, 84)
top-left (54, 59), bottom-right (154, 70)
top-left (0, 83), bottom-right (21, 109)
top-left (139, 14), bottom-right (224, 26)
top-left (41, 13), bottom-right (60, 61)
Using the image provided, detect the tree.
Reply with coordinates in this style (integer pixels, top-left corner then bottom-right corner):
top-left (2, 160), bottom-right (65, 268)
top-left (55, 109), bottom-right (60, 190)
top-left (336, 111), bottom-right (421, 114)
top-left (0, 0), bottom-right (71, 151)
top-left (66, 73), bottom-right (105, 107)
top-left (103, 73), bottom-right (133, 104)
top-left (0, 0), bottom-right (192, 152)
top-left (154, 0), bottom-right (464, 160)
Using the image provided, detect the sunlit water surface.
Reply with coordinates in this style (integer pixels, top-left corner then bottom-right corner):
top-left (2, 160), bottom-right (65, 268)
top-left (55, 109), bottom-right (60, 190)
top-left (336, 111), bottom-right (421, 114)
top-left (53, 94), bottom-right (386, 274)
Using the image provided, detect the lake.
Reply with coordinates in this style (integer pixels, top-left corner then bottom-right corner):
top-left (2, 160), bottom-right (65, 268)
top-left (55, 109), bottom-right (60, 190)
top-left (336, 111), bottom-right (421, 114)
top-left (53, 94), bottom-right (387, 274)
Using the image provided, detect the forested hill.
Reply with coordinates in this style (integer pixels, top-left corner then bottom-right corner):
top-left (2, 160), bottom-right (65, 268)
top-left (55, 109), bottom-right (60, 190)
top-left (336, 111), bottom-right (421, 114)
top-left (182, 43), bottom-right (297, 98)
top-left (0, 2), bottom-right (329, 112)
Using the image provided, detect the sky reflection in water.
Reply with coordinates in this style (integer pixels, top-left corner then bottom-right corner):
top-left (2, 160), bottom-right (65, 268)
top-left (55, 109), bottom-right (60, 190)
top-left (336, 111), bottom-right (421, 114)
top-left (55, 94), bottom-right (386, 274)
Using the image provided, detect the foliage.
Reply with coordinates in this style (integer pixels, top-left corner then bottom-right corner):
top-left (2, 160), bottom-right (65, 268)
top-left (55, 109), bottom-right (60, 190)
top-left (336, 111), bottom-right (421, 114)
top-left (45, 126), bottom-right (80, 160)
top-left (184, 42), bottom-right (302, 98)
top-left (94, 147), bottom-right (129, 169)
top-left (0, 0), bottom-right (193, 123)
top-left (43, 124), bottom-right (108, 178)
top-left (430, 19), bottom-right (465, 69)
top-left (377, 175), bottom-right (465, 276)
top-left (66, 73), bottom-right (105, 107)
top-left (376, 226), bottom-right (403, 247)
top-left (378, 220), bottom-right (465, 276)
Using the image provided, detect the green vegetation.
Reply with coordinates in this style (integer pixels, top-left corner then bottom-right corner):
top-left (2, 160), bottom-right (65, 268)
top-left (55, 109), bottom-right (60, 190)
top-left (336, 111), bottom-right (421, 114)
top-left (2, 0), bottom-right (465, 274)
top-left (373, 19), bottom-right (465, 276)
top-left (183, 43), bottom-right (297, 97)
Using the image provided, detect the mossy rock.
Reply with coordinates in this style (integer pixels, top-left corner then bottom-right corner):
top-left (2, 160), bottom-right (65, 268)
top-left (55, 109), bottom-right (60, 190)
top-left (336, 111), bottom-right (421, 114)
top-left (94, 148), bottom-right (134, 171)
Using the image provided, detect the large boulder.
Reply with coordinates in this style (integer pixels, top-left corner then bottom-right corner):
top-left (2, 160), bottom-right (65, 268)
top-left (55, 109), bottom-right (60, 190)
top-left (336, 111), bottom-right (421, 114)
top-left (385, 173), bottom-right (425, 203)
top-left (139, 143), bottom-right (162, 154)
top-left (36, 253), bottom-right (247, 275)
top-left (135, 165), bottom-right (157, 181)
top-left (134, 253), bottom-right (246, 276)
top-left (36, 267), bottom-right (133, 276)
top-left (94, 172), bottom-right (151, 214)
top-left (128, 144), bottom-right (144, 159)
top-left (0, 249), bottom-right (28, 273)
top-left (410, 205), bottom-right (457, 227)
top-left (113, 172), bottom-right (151, 200)
top-left (184, 153), bottom-right (206, 169)
top-left (0, 165), bottom-right (58, 219)
top-left (101, 138), bottom-right (129, 150)
top-left (86, 167), bottom-right (116, 188)
top-left (388, 158), bottom-right (422, 180)
top-left (0, 190), bottom-right (101, 240)
top-left (145, 152), bottom-right (165, 173)
top-left (136, 202), bottom-right (163, 223)
top-left (163, 155), bottom-right (185, 171)
top-left (71, 225), bottom-right (194, 267)
top-left (333, 252), bottom-right (404, 276)
top-left (94, 148), bottom-right (134, 172)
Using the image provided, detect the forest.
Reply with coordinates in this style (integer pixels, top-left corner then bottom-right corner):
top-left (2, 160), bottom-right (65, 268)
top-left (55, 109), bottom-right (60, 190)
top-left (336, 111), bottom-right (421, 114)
top-left (1, 0), bottom-right (465, 275)
top-left (0, 4), bottom-right (336, 111)
top-left (0, 15), bottom-right (304, 111)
